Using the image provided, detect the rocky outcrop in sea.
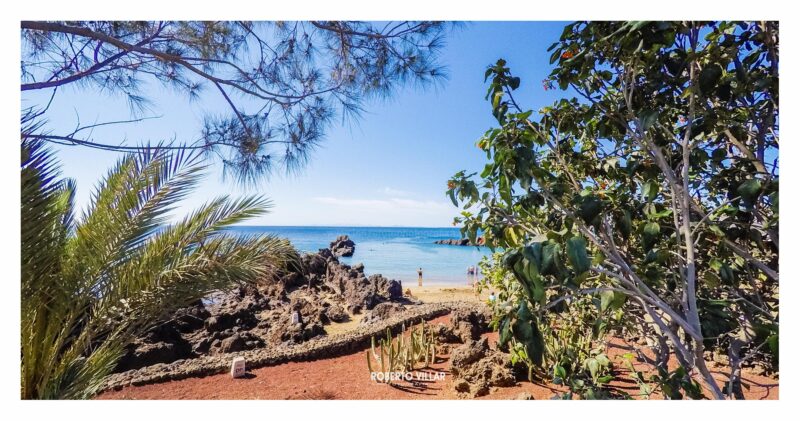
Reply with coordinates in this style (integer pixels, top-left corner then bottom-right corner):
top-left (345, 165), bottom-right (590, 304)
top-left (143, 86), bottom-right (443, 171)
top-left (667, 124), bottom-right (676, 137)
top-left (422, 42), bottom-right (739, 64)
top-left (433, 237), bottom-right (485, 246)
top-left (329, 235), bottom-right (355, 257)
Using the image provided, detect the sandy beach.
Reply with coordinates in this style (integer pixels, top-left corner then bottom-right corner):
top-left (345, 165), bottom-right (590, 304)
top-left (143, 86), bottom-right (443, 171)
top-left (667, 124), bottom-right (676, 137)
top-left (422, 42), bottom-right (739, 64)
top-left (405, 283), bottom-right (488, 303)
top-left (322, 284), bottom-right (486, 336)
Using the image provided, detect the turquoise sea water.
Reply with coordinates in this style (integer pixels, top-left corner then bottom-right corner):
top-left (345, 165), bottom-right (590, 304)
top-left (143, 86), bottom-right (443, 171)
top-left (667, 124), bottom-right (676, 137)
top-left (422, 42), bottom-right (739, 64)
top-left (230, 226), bottom-right (492, 285)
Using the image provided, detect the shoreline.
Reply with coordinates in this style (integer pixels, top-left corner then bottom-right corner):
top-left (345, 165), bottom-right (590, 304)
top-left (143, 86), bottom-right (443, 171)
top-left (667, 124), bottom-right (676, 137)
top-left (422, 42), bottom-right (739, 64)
top-left (364, 276), bottom-right (483, 286)
top-left (405, 283), bottom-right (489, 304)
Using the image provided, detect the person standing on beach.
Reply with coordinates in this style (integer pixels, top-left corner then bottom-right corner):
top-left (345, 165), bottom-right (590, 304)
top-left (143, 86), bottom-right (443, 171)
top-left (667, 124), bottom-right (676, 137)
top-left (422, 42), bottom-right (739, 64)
top-left (417, 267), bottom-right (423, 286)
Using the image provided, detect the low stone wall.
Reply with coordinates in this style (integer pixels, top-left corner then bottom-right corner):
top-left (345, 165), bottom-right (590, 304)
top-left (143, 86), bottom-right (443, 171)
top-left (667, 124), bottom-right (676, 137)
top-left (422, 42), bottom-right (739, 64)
top-left (102, 301), bottom-right (480, 392)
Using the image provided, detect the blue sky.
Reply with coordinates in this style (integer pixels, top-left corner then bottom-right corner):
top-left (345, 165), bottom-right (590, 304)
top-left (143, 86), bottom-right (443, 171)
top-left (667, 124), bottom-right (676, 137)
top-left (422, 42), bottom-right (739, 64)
top-left (22, 22), bottom-right (570, 227)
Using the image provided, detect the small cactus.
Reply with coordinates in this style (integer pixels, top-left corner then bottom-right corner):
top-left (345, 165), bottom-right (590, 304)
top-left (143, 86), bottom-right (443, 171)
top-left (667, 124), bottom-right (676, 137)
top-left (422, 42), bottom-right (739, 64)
top-left (366, 319), bottom-right (441, 383)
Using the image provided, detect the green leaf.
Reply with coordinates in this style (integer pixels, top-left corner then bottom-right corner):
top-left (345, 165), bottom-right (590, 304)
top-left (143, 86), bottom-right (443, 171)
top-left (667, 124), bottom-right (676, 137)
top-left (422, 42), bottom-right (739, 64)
top-left (510, 249), bottom-right (546, 304)
top-left (642, 222), bottom-right (661, 250)
top-left (499, 317), bottom-right (512, 346)
top-left (504, 227), bottom-right (519, 247)
top-left (642, 180), bottom-right (659, 202)
top-left (586, 358), bottom-right (600, 380)
top-left (499, 174), bottom-right (512, 204)
top-left (600, 290), bottom-right (627, 312)
top-left (638, 109), bottom-right (659, 131)
top-left (550, 49), bottom-right (562, 64)
top-left (718, 262), bottom-right (735, 284)
top-left (513, 262), bottom-right (534, 301)
top-left (767, 334), bottom-right (778, 361)
top-left (512, 300), bottom-right (544, 366)
top-left (737, 178), bottom-right (762, 208)
top-left (447, 189), bottom-right (458, 207)
top-left (597, 375), bottom-right (614, 384)
top-left (699, 64), bottom-right (723, 95)
top-left (502, 249), bottom-right (523, 270)
top-left (702, 270), bottom-right (721, 288)
top-left (554, 364), bottom-right (566, 380)
top-left (709, 224), bottom-right (725, 238)
top-left (578, 195), bottom-right (603, 224)
top-left (566, 236), bottom-right (591, 274)
top-left (526, 268), bottom-right (545, 303)
top-left (540, 242), bottom-right (560, 275)
top-left (712, 147), bottom-right (727, 162)
top-left (521, 243), bottom-right (543, 273)
top-left (644, 222), bottom-right (660, 236)
top-left (618, 210), bottom-right (632, 238)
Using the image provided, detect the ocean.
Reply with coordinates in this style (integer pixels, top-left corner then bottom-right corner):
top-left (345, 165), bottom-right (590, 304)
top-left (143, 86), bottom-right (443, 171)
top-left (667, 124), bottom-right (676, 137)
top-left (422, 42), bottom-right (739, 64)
top-left (230, 226), bottom-right (492, 285)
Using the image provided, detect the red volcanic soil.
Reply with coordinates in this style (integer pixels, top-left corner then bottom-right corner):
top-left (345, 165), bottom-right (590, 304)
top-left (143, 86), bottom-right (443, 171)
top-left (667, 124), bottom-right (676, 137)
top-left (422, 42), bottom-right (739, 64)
top-left (98, 315), bottom-right (778, 400)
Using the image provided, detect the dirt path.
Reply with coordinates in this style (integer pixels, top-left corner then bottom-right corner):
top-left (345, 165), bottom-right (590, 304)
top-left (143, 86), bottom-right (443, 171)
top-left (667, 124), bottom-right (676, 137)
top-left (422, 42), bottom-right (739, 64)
top-left (98, 314), bottom-right (777, 400)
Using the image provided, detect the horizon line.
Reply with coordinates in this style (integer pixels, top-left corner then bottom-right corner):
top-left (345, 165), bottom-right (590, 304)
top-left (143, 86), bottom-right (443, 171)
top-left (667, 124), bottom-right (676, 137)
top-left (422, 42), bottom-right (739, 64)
top-left (232, 224), bottom-right (461, 229)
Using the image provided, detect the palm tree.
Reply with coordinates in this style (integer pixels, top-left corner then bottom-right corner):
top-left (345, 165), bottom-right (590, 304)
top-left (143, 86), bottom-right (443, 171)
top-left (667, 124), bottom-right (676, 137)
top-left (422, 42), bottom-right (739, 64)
top-left (20, 121), bottom-right (298, 399)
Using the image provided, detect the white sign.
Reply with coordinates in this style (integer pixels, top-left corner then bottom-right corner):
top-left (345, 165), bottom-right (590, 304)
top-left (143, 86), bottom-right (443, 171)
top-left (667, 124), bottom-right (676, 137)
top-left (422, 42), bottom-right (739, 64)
top-left (230, 356), bottom-right (246, 378)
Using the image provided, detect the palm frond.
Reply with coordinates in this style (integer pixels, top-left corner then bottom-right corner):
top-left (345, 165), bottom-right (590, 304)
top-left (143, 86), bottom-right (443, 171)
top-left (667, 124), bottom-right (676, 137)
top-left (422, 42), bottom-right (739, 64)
top-left (66, 149), bottom-right (206, 299)
top-left (93, 195), bottom-right (288, 330)
top-left (21, 132), bottom-right (291, 399)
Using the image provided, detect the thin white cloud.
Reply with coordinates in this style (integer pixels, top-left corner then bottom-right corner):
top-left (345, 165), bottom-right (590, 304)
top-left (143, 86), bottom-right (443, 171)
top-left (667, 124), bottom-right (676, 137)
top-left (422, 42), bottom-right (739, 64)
top-left (257, 195), bottom-right (459, 226)
top-left (313, 196), bottom-right (451, 215)
top-left (379, 187), bottom-right (411, 196)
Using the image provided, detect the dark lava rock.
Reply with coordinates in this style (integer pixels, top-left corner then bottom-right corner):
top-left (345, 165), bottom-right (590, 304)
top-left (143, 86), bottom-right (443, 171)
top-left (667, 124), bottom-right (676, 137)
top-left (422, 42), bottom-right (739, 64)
top-left (114, 241), bottom-right (413, 373)
top-left (330, 235), bottom-right (356, 257)
top-left (116, 339), bottom-right (192, 372)
top-left (451, 307), bottom-right (491, 342)
top-left (266, 310), bottom-right (326, 345)
top-left (204, 316), bottom-right (222, 332)
top-left (302, 252), bottom-right (329, 276)
top-left (318, 247), bottom-right (337, 261)
top-left (373, 274), bottom-right (403, 301)
top-left (360, 302), bottom-right (406, 325)
top-left (219, 333), bottom-right (248, 354)
top-left (433, 237), bottom-right (485, 246)
top-left (282, 321), bottom-right (326, 344)
top-left (332, 272), bottom-right (401, 312)
top-left (191, 337), bottom-right (212, 355)
top-left (172, 300), bottom-right (210, 333)
top-left (323, 303), bottom-right (350, 323)
top-left (450, 338), bottom-right (516, 398)
top-left (289, 295), bottom-right (327, 325)
top-left (434, 238), bottom-right (471, 246)
top-left (450, 338), bottom-right (489, 372)
top-left (217, 332), bottom-right (263, 354)
top-left (280, 271), bottom-right (307, 290)
top-left (430, 323), bottom-right (461, 343)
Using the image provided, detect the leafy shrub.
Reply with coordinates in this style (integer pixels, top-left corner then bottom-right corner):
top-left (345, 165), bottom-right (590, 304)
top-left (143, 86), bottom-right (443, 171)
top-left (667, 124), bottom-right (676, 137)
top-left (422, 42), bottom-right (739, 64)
top-left (449, 21), bottom-right (778, 399)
